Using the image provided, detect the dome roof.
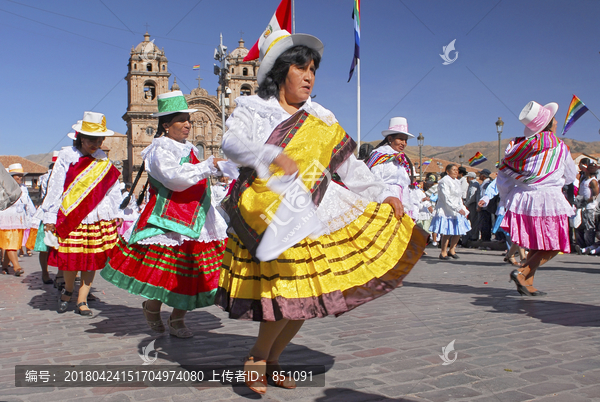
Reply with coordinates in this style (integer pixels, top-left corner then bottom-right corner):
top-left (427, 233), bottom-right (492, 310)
top-left (134, 32), bottom-right (161, 55)
top-left (230, 38), bottom-right (249, 58)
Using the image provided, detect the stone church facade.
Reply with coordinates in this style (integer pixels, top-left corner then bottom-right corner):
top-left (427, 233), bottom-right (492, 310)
top-left (120, 33), bottom-right (259, 182)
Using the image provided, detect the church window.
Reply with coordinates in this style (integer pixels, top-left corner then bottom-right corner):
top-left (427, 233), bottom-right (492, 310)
top-left (146, 127), bottom-right (154, 137)
top-left (143, 82), bottom-right (156, 100)
top-left (240, 85), bottom-right (252, 96)
top-left (243, 67), bottom-right (248, 76)
top-left (197, 143), bottom-right (205, 160)
top-left (147, 63), bottom-right (152, 72)
top-left (134, 63), bottom-right (137, 69)
top-left (231, 67), bottom-right (234, 74)
top-left (162, 65), bottom-right (165, 71)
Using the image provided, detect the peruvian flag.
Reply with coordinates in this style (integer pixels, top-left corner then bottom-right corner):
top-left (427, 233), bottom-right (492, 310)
top-left (244, 0), bottom-right (292, 61)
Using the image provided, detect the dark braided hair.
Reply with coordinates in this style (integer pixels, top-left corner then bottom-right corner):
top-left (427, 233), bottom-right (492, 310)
top-left (257, 45), bottom-right (321, 100)
top-left (121, 112), bottom-right (186, 209)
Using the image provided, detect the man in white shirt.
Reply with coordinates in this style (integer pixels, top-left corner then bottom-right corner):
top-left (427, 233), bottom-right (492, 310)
top-left (477, 169), bottom-right (492, 242)
top-left (458, 166), bottom-right (468, 201)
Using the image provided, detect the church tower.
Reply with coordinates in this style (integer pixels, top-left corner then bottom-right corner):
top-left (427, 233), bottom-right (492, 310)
top-left (122, 32), bottom-right (170, 182)
top-left (218, 38), bottom-right (260, 116)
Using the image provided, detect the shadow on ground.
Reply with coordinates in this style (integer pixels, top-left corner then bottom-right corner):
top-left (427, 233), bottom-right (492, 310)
top-left (406, 281), bottom-right (600, 327)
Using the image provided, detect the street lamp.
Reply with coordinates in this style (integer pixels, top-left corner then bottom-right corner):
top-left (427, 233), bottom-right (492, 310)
top-left (459, 152), bottom-right (464, 167)
top-left (214, 33), bottom-right (229, 153)
top-left (417, 133), bottom-right (424, 181)
top-left (495, 117), bottom-right (504, 168)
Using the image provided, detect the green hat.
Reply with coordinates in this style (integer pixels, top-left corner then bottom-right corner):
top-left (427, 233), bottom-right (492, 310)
top-left (152, 90), bottom-right (197, 117)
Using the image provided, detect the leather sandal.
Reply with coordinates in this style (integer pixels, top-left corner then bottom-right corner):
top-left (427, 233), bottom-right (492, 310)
top-left (243, 355), bottom-right (267, 394)
top-left (167, 316), bottom-right (193, 338)
top-left (1, 267), bottom-right (8, 275)
top-left (14, 268), bottom-right (24, 277)
top-left (267, 361), bottom-right (296, 389)
top-left (75, 302), bottom-right (93, 317)
top-left (504, 256), bottom-right (521, 267)
top-left (54, 276), bottom-right (65, 291)
top-left (57, 288), bottom-right (73, 313)
top-left (142, 301), bottom-right (165, 333)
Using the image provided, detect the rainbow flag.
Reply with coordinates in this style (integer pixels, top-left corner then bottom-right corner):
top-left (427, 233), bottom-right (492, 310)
top-left (561, 94), bottom-right (589, 135)
top-left (348, 0), bottom-right (360, 82)
top-left (192, 65), bottom-right (200, 70)
top-left (468, 152), bottom-right (487, 167)
top-left (422, 159), bottom-right (432, 166)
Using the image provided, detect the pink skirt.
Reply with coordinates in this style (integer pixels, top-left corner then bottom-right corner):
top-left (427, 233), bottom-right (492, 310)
top-left (501, 211), bottom-right (570, 253)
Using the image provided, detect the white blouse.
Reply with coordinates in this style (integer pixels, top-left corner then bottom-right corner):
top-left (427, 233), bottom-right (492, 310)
top-left (497, 145), bottom-right (577, 217)
top-left (222, 95), bottom-right (396, 235)
top-left (432, 175), bottom-right (467, 218)
top-left (0, 185), bottom-right (35, 230)
top-left (122, 136), bottom-right (228, 245)
top-left (369, 145), bottom-right (418, 219)
top-left (41, 147), bottom-right (123, 225)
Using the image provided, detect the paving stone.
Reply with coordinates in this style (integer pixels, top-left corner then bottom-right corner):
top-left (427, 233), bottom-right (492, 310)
top-left (578, 384), bottom-right (600, 399)
top-left (424, 373), bottom-right (478, 389)
top-left (518, 381), bottom-right (578, 396)
top-left (2, 249), bottom-right (600, 401)
top-left (415, 386), bottom-right (482, 402)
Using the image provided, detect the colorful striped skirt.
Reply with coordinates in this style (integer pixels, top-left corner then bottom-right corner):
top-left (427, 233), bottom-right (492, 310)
top-left (56, 220), bottom-right (118, 271)
top-left (0, 229), bottom-right (24, 250)
top-left (215, 202), bottom-right (428, 322)
top-left (101, 237), bottom-right (227, 311)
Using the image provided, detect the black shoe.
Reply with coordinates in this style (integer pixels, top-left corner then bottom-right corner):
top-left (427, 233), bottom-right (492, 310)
top-left (57, 289), bottom-right (73, 313)
top-left (439, 254), bottom-right (450, 260)
top-left (529, 290), bottom-right (547, 297)
top-left (54, 277), bottom-right (65, 292)
top-left (509, 270), bottom-right (528, 295)
top-left (75, 302), bottom-right (93, 317)
top-left (574, 245), bottom-right (583, 255)
top-left (448, 253), bottom-right (460, 259)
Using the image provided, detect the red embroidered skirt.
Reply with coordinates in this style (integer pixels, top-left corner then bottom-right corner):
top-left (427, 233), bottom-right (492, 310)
top-left (56, 220), bottom-right (118, 271)
top-left (101, 236), bottom-right (227, 311)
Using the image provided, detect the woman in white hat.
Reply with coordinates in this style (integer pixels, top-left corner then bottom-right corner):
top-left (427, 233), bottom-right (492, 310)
top-left (217, 29), bottom-right (427, 394)
top-left (29, 154), bottom-right (59, 285)
top-left (101, 91), bottom-right (228, 339)
top-left (430, 164), bottom-right (471, 259)
top-left (367, 117), bottom-right (420, 220)
top-left (0, 164), bottom-right (35, 275)
top-left (499, 101), bottom-right (577, 296)
top-left (40, 112), bottom-right (123, 316)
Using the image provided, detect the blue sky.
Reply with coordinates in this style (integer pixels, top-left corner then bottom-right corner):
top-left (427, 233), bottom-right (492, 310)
top-left (1, 0), bottom-right (599, 158)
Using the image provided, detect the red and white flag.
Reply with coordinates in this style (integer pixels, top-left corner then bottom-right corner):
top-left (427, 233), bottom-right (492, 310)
top-left (243, 0), bottom-right (292, 61)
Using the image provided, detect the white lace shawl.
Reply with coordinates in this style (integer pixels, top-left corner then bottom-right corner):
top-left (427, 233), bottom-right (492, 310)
top-left (124, 136), bottom-right (228, 245)
top-left (40, 147), bottom-right (123, 225)
top-left (222, 95), bottom-right (395, 235)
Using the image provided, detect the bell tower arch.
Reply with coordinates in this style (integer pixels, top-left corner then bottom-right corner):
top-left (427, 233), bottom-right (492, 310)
top-left (123, 32), bottom-right (170, 181)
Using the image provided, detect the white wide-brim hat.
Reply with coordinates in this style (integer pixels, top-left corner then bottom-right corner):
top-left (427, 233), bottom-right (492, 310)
top-left (257, 29), bottom-right (324, 86)
top-left (519, 101), bottom-right (558, 137)
top-left (72, 112), bottom-right (114, 137)
top-left (381, 116), bottom-right (415, 138)
top-left (67, 121), bottom-right (81, 140)
top-left (8, 163), bottom-right (26, 176)
top-left (153, 90), bottom-right (197, 117)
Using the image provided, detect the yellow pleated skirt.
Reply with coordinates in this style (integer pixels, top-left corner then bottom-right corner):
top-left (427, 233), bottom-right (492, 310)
top-left (215, 202), bottom-right (428, 321)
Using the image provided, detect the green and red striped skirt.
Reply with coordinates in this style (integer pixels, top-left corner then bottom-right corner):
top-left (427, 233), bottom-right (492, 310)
top-left (101, 236), bottom-right (227, 311)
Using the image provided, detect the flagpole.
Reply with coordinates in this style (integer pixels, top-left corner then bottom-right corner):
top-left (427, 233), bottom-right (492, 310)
top-left (357, 58), bottom-right (361, 156)
top-left (587, 108), bottom-right (600, 123)
top-left (292, 0), bottom-right (295, 33)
